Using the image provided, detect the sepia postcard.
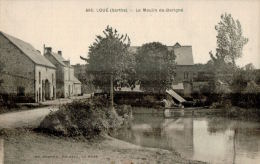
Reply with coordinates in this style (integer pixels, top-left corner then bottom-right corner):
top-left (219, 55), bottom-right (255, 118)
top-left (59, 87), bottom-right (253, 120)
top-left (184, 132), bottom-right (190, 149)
top-left (0, 0), bottom-right (260, 163)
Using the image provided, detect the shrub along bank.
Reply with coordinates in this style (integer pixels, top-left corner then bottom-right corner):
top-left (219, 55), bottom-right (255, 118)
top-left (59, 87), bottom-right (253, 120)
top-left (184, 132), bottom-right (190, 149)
top-left (37, 97), bottom-right (130, 138)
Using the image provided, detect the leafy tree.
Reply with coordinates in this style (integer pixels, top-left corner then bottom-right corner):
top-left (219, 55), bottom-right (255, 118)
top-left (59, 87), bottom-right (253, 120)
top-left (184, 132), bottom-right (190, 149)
top-left (256, 70), bottom-right (260, 85)
top-left (213, 13), bottom-right (248, 66)
top-left (231, 63), bottom-right (257, 93)
top-left (206, 13), bottom-right (248, 96)
top-left (231, 68), bottom-right (260, 108)
top-left (244, 63), bottom-right (255, 71)
top-left (243, 63), bottom-right (257, 82)
top-left (135, 42), bottom-right (176, 93)
top-left (86, 26), bottom-right (133, 107)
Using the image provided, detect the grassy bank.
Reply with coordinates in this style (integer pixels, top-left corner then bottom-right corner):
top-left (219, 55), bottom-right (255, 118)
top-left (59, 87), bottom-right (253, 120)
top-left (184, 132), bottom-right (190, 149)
top-left (0, 129), bottom-right (205, 164)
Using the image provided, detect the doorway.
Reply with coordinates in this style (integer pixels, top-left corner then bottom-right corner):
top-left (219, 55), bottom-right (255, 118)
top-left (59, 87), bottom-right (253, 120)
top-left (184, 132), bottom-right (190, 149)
top-left (45, 79), bottom-right (50, 100)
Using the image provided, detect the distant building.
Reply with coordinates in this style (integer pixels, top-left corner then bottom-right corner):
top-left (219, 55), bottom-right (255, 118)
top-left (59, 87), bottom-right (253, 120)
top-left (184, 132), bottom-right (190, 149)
top-left (73, 64), bottom-right (87, 78)
top-left (44, 48), bottom-right (81, 97)
top-left (129, 42), bottom-right (195, 97)
top-left (0, 31), bottom-right (56, 102)
top-left (167, 43), bottom-right (195, 83)
top-left (72, 63), bottom-right (95, 94)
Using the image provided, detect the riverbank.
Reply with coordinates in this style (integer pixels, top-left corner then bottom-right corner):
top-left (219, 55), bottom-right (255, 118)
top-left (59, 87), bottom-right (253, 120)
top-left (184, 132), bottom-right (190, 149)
top-left (131, 106), bottom-right (260, 121)
top-left (0, 129), bottom-right (205, 164)
top-left (188, 106), bottom-right (260, 121)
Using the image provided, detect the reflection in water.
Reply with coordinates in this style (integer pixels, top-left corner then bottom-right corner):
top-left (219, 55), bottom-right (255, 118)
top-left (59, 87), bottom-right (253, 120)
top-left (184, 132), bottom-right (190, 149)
top-left (115, 113), bottom-right (260, 164)
top-left (162, 118), bottom-right (194, 157)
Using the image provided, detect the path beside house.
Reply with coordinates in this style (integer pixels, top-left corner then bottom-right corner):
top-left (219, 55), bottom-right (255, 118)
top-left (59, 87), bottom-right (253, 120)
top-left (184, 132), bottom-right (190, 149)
top-left (0, 106), bottom-right (58, 129)
top-left (0, 94), bottom-right (92, 129)
top-left (40, 94), bottom-right (92, 106)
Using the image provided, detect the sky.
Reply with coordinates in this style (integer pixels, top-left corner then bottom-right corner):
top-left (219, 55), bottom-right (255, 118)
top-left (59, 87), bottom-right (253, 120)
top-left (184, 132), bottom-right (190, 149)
top-left (0, 0), bottom-right (260, 68)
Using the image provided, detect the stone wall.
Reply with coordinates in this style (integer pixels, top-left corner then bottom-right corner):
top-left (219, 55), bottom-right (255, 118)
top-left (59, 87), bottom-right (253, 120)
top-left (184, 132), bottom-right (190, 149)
top-left (74, 83), bottom-right (82, 96)
top-left (174, 65), bottom-right (196, 83)
top-left (64, 67), bottom-right (76, 97)
top-left (44, 53), bottom-right (64, 98)
top-left (64, 67), bottom-right (70, 97)
top-left (0, 34), bottom-right (35, 100)
top-left (45, 52), bottom-right (79, 98)
top-left (35, 65), bottom-right (56, 102)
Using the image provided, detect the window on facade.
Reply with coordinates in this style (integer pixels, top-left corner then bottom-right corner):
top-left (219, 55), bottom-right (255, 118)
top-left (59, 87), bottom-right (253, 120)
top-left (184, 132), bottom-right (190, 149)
top-left (39, 72), bottom-right (41, 84)
top-left (52, 74), bottom-right (54, 84)
top-left (69, 69), bottom-right (71, 81)
top-left (65, 70), bottom-right (68, 81)
top-left (17, 87), bottom-right (25, 96)
top-left (39, 87), bottom-right (41, 101)
top-left (36, 91), bottom-right (38, 102)
top-left (184, 72), bottom-right (189, 79)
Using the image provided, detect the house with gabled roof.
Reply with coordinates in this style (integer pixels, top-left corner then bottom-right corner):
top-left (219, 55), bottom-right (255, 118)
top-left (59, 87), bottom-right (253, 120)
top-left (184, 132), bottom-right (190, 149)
top-left (0, 31), bottom-right (56, 102)
top-left (167, 43), bottom-right (195, 83)
top-left (44, 47), bottom-right (81, 98)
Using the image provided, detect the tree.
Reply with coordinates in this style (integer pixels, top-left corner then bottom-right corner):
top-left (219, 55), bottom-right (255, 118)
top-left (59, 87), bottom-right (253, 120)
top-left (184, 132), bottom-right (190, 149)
top-left (86, 26), bottom-right (132, 107)
top-left (244, 63), bottom-right (255, 71)
top-left (135, 42), bottom-right (176, 93)
top-left (231, 63), bottom-right (257, 93)
top-left (231, 67), bottom-right (260, 107)
top-left (206, 13), bottom-right (248, 95)
top-left (213, 13), bottom-right (248, 66)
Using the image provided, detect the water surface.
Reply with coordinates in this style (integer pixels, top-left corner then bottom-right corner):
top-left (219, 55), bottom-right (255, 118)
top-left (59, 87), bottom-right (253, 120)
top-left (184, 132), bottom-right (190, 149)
top-left (115, 113), bottom-right (260, 164)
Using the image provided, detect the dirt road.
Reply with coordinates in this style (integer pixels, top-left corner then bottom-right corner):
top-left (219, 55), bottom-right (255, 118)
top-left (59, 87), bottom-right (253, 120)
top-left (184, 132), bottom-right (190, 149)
top-left (0, 106), bottom-right (58, 129)
top-left (0, 94), bottom-right (92, 129)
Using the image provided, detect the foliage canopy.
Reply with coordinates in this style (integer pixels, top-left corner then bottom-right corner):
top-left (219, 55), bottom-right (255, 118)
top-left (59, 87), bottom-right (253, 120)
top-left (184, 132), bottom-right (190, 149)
top-left (86, 26), bottom-right (135, 92)
top-left (135, 42), bottom-right (176, 93)
top-left (211, 13), bottom-right (248, 67)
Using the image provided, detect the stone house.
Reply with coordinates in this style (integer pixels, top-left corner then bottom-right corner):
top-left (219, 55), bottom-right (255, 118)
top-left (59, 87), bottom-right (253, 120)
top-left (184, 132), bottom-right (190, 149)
top-left (0, 31), bottom-right (56, 102)
top-left (167, 43), bottom-right (195, 97)
top-left (44, 47), bottom-right (81, 98)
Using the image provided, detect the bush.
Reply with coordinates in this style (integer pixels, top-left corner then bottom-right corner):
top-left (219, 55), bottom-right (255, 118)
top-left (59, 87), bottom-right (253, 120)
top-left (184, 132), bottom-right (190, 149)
top-left (210, 99), bottom-right (232, 109)
top-left (38, 97), bottom-right (123, 138)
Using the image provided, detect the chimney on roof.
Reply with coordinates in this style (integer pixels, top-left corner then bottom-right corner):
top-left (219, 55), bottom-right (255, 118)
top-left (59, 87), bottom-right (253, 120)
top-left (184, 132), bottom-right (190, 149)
top-left (45, 47), bottom-right (52, 53)
top-left (57, 51), bottom-right (62, 56)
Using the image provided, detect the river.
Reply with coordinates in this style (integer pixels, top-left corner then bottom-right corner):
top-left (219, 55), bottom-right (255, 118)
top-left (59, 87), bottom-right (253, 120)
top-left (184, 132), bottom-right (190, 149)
top-left (115, 113), bottom-right (260, 164)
